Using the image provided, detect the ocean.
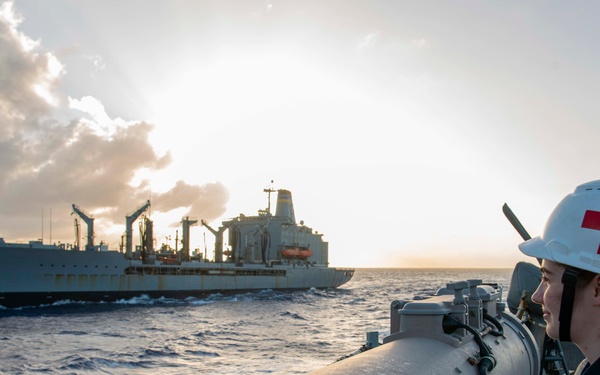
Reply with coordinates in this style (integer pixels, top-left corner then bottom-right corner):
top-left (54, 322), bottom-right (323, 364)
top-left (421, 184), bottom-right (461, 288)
top-left (0, 268), bottom-right (514, 374)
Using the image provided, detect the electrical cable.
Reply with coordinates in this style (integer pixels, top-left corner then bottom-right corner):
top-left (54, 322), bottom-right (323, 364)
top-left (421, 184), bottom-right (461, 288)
top-left (443, 316), bottom-right (497, 374)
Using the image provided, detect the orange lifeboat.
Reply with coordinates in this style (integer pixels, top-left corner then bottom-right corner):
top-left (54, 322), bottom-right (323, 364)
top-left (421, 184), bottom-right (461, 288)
top-left (282, 248), bottom-right (313, 258)
top-left (282, 248), bottom-right (300, 257)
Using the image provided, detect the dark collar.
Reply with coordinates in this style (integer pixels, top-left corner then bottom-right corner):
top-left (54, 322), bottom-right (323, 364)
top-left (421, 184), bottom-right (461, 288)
top-left (583, 357), bottom-right (600, 374)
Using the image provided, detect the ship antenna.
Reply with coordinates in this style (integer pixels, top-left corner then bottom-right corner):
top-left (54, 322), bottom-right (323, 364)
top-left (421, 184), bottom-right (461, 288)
top-left (263, 180), bottom-right (276, 215)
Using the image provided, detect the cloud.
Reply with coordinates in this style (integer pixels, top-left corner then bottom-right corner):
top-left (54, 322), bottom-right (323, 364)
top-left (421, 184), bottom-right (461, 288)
top-left (68, 95), bottom-right (119, 136)
top-left (0, 2), bottom-right (228, 244)
top-left (0, 1), bottom-right (56, 141)
top-left (84, 54), bottom-right (106, 72)
top-left (410, 38), bottom-right (428, 50)
top-left (153, 180), bottom-right (229, 219)
top-left (357, 31), bottom-right (381, 50)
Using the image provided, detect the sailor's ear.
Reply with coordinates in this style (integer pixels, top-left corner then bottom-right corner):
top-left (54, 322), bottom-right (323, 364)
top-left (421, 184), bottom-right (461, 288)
top-left (593, 274), bottom-right (600, 304)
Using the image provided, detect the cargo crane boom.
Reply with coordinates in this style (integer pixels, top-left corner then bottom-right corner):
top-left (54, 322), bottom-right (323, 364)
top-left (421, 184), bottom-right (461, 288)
top-left (71, 204), bottom-right (94, 251)
top-left (181, 216), bottom-right (198, 261)
top-left (201, 219), bottom-right (230, 262)
top-left (125, 200), bottom-right (151, 259)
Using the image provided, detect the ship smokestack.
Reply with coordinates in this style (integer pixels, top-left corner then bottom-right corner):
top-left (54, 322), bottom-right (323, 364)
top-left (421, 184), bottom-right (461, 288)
top-left (275, 189), bottom-right (296, 223)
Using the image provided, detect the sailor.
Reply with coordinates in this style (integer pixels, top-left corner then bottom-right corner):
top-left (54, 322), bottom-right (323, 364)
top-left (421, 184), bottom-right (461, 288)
top-left (519, 180), bottom-right (600, 375)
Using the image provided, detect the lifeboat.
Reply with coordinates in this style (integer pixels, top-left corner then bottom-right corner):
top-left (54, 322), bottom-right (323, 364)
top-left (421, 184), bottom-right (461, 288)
top-left (282, 248), bottom-right (312, 258)
top-left (282, 248), bottom-right (300, 257)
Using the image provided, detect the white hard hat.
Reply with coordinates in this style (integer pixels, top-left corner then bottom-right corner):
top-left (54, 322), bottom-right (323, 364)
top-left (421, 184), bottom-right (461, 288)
top-left (519, 180), bottom-right (600, 274)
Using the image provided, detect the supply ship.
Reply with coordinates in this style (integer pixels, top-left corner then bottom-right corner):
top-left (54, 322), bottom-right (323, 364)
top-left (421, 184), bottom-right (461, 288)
top-left (0, 189), bottom-right (354, 308)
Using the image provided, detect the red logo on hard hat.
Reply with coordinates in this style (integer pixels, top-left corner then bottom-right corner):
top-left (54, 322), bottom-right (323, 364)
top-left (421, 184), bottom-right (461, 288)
top-left (581, 210), bottom-right (600, 254)
top-left (582, 210), bottom-right (600, 230)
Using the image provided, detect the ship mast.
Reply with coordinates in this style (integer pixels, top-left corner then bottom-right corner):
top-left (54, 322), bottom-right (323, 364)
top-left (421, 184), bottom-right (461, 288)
top-left (263, 180), bottom-right (276, 215)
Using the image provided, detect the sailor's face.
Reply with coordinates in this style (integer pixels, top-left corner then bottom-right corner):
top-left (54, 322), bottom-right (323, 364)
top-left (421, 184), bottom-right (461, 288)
top-left (531, 260), bottom-right (564, 339)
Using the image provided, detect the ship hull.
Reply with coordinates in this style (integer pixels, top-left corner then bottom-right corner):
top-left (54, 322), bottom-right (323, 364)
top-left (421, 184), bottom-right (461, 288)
top-left (0, 247), bottom-right (353, 308)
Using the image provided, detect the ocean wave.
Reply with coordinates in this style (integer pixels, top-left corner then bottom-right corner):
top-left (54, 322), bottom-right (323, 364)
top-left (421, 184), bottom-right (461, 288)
top-left (140, 347), bottom-right (181, 358)
top-left (49, 299), bottom-right (87, 306)
top-left (279, 311), bottom-right (307, 320)
top-left (57, 354), bottom-right (159, 372)
top-left (193, 330), bottom-right (220, 338)
top-left (305, 287), bottom-right (337, 298)
top-left (114, 294), bottom-right (155, 305)
top-left (184, 349), bottom-right (220, 357)
top-left (100, 332), bottom-right (126, 338)
top-left (185, 296), bottom-right (215, 305)
top-left (346, 297), bottom-right (367, 305)
top-left (57, 330), bottom-right (88, 336)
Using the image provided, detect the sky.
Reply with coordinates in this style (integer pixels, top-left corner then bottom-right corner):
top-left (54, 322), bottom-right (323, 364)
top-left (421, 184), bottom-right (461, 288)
top-left (1, 0), bottom-right (600, 268)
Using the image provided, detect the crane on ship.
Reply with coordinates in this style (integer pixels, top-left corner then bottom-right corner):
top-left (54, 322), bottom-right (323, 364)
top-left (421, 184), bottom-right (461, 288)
top-left (139, 216), bottom-right (154, 263)
top-left (73, 217), bottom-right (81, 250)
top-left (181, 216), bottom-right (198, 262)
top-left (201, 219), bottom-right (230, 262)
top-left (71, 204), bottom-right (95, 251)
top-left (125, 200), bottom-right (151, 259)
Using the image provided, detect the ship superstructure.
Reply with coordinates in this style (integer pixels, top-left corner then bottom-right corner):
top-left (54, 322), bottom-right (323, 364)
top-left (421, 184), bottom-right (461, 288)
top-left (205, 189), bottom-right (328, 266)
